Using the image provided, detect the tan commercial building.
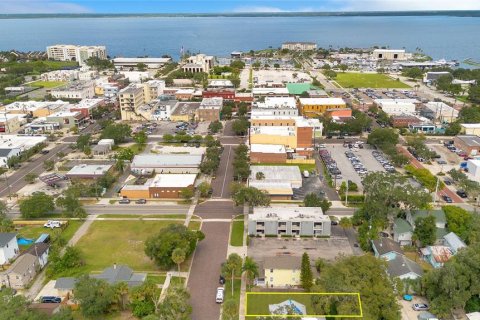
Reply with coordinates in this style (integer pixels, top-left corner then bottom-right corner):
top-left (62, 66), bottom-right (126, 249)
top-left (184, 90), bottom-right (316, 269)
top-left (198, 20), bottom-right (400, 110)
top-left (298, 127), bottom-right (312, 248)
top-left (143, 80), bottom-right (165, 103)
top-left (170, 102), bottom-right (200, 122)
top-left (372, 49), bottom-right (406, 61)
top-left (0, 114), bottom-right (24, 133)
top-left (50, 81), bottom-right (95, 100)
top-left (196, 97), bottom-right (222, 122)
top-left (281, 42), bottom-right (317, 51)
top-left (182, 54), bottom-right (214, 73)
top-left (298, 98), bottom-right (347, 118)
top-left (461, 124), bottom-right (480, 136)
top-left (119, 84), bottom-right (145, 120)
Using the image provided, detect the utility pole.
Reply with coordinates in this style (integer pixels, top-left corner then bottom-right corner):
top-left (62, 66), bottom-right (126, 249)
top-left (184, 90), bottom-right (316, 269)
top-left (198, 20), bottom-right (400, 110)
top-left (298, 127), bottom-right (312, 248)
top-left (433, 176), bottom-right (440, 206)
top-left (345, 179), bottom-right (349, 206)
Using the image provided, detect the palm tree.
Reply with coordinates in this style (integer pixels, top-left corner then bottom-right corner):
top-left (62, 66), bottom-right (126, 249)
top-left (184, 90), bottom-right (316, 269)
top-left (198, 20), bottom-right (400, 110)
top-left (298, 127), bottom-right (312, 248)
top-left (171, 248), bottom-right (186, 272)
top-left (113, 281), bottom-right (129, 311)
top-left (242, 256), bottom-right (259, 288)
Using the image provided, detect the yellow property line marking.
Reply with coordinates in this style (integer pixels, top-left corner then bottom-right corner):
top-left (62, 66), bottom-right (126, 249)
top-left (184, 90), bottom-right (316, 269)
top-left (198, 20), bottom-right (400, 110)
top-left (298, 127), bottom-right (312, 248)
top-left (245, 292), bottom-right (363, 318)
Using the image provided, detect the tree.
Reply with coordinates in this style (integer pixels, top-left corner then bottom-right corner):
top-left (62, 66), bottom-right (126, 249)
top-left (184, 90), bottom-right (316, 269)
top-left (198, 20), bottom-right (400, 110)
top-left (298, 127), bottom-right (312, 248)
top-left (144, 224), bottom-right (204, 269)
top-left (208, 120), bottom-right (223, 134)
top-left (101, 123), bottom-right (132, 144)
top-left (133, 130), bottom-right (148, 144)
top-left (137, 63), bottom-right (147, 71)
top-left (0, 288), bottom-right (48, 320)
top-left (112, 282), bottom-right (129, 311)
top-left (339, 217), bottom-right (352, 230)
top-left (222, 253), bottom-right (243, 296)
top-left (255, 172), bottom-right (265, 180)
top-left (238, 103), bottom-right (248, 116)
top-left (232, 117), bottom-right (250, 136)
top-left (171, 247), bottom-right (186, 272)
top-left (180, 188), bottom-right (194, 200)
top-left (313, 255), bottom-right (400, 319)
top-left (163, 134), bottom-right (174, 143)
top-left (338, 64), bottom-right (348, 72)
top-left (24, 172), bottom-right (38, 184)
top-left (242, 256), bottom-right (259, 288)
top-left (324, 70), bottom-right (337, 79)
top-left (443, 205), bottom-right (473, 243)
top-left (221, 104), bottom-right (233, 120)
top-left (197, 181), bottom-right (211, 197)
top-left (130, 281), bottom-right (161, 317)
top-left (468, 85), bottom-right (480, 104)
top-left (76, 134), bottom-right (91, 151)
top-left (117, 148), bottom-right (135, 161)
top-left (47, 246), bottom-right (84, 278)
top-left (273, 63), bottom-right (280, 69)
top-left (157, 285), bottom-right (192, 319)
top-left (231, 184), bottom-right (270, 207)
top-left (413, 215), bottom-right (436, 247)
top-left (74, 275), bottom-right (115, 318)
top-left (0, 201), bottom-right (12, 232)
top-left (300, 252), bottom-right (313, 291)
top-left (230, 60), bottom-right (245, 70)
top-left (303, 193), bottom-right (332, 212)
top-left (43, 159), bottom-right (55, 171)
top-left (19, 192), bottom-right (55, 218)
top-left (56, 185), bottom-right (86, 217)
top-left (402, 67), bottom-right (423, 79)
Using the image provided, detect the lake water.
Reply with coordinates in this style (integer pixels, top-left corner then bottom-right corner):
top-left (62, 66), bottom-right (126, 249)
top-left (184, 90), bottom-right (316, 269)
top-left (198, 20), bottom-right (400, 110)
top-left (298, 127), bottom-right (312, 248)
top-left (0, 16), bottom-right (479, 62)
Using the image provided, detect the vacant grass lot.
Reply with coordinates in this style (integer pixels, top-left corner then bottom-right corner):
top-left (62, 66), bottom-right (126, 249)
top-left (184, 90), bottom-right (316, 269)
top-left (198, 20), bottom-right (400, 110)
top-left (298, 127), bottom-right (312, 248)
top-left (75, 220), bottom-right (181, 272)
top-left (230, 219), bottom-right (244, 246)
top-left (334, 73), bottom-right (410, 89)
top-left (30, 80), bottom-right (66, 88)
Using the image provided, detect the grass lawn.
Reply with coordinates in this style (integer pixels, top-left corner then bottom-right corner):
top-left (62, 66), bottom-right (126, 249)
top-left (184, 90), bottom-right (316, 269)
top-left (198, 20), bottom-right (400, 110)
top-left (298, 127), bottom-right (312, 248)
top-left (245, 293), bottom-right (360, 318)
top-left (222, 279), bottom-right (242, 320)
top-left (456, 95), bottom-right (469, 103)
top-left (255, 163), bottom-right (316, 173)
top-left (230, 220), bottom-right (244, 246)
top-left (75, 220), bottom-right (181, 272)
top-left (170, 276), bottom-right (186, 286)
top-left (188, 220), bottom-right (201, 231)
top-left (334, 73), bottom-right (410, 89)
top-left (15, 220), bottom-right (83, 249)
top-left (146, 274), bottom-right (167, 285)
top-left (30, 80), bottom-right (66, 88)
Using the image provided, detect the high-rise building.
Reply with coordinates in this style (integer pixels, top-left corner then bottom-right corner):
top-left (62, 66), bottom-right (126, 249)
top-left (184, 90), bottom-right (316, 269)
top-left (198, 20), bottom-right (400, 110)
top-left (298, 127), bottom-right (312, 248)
top-left (118, 84), bottom-right (145, 120)
top-left (46, 45), bottom-right (107, 65)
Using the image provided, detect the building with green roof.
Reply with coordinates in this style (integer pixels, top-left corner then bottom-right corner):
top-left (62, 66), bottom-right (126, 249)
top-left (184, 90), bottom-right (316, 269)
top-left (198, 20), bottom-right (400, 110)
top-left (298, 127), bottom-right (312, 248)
top-left (286, 83), bottom-right (318, 95)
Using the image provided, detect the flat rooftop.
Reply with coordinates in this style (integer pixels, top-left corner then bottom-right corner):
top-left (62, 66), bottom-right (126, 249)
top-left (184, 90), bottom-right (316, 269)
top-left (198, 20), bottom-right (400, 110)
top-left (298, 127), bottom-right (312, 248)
top-left (250, 144), bottom-right (286, 154)
top-left (132, 154), bottom-right (202, 168)
top-left (456, 135), bottom-right (480, 147)
top-left (250, 165), bottom-right (302, 183)
top-left (252, 88), bottom-right (289, 95)
top-left (257, 97), bottom-right (297, 109)
top-left (150, 174), bottom-right (196, 188)
top-left (171, 102), bottom-right (200, 115)
top-left (252, 205), bottom-right (326, 219)
top-left (299, 98), bottom-right (346, 105)
top-left (250, 126), bottom-right (296, 136)
top-left (113, 57), bottom-right (171, 64)
top-left (0, 135), bottom-right (47, 150)
top-left (67, 164), bottom-right (112, 176)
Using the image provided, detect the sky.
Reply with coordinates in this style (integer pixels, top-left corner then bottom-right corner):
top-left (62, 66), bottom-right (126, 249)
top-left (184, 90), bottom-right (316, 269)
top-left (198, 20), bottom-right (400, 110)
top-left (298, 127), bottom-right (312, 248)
top-left (1, 0), bottom-right (480, 14)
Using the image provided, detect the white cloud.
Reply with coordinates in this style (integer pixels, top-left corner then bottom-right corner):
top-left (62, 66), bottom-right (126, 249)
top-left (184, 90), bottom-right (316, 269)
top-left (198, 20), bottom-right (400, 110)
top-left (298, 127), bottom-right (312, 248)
top-left (0, 0), bottom-right (91, 14)
top-left (336, 0), bottom-right (480, 11)
top-left (233, 5), bottom-right (316, 13)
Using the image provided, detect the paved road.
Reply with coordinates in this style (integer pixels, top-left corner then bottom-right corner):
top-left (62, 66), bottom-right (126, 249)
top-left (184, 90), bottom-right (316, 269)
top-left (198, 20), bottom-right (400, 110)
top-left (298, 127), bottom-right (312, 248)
top-left (328, 207), bottom-right (356, 216)
top-left (83, 204), bottom-right (190, 215)
top-left (188, 121), bottom-right (242, 320)
top-left (0, 143), bottom-right (71, 198)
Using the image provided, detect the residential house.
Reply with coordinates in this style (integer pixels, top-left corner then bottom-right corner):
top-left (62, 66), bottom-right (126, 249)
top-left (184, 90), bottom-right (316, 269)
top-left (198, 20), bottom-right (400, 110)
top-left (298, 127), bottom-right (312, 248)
top-left (443, 232), bottom-right (467, 254)
top-left (0, 254), bottom-right (40, 289)
top-left (257, 256), bottom-right (302, 288)
top-left (421, 245), bottom-right (453, 269)
top-left (0, 148), bottom-right (21, 168)
top-left (371, 238), bottom-right (404, 261)
top-left (24, 243), bottom-right (50, 269)
top-left (0, 233), bottom-right (19, 265)
top-left (393, 218), bottom-right (413, 246)
top-left (401, 209), bottom-right (448, 244)
top-left (54, 277), bottom-right (77, 299)
top-left (387, 254), bottom-right (424, 280)
top-left (92, 264), bottom-right (146, 287)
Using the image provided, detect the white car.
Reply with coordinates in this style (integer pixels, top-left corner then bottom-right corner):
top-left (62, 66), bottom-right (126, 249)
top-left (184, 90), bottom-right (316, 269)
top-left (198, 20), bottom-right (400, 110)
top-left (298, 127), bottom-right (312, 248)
top-left (44, 220), bottom-right (61, 228)
top-left (215, 287), bottom-right (224, 304)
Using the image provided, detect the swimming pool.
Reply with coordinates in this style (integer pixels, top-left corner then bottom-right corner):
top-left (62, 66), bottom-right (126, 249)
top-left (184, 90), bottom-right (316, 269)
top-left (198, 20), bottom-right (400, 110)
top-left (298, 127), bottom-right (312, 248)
top-left (17, 237), bottom-right (34, 246)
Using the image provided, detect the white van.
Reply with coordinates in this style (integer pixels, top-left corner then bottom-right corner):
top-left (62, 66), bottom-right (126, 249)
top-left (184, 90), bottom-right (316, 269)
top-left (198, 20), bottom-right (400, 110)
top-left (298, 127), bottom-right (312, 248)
top-left (44, 220), bottom-right (61, 228)
top-left (215, 287), bottom-right (224, 303)
top-left (303, 170), bottom-right (310, 178)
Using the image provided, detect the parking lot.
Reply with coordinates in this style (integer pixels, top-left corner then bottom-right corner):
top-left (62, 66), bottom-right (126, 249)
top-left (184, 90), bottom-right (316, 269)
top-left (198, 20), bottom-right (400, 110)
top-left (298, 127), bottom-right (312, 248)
top-left (323, 144), bottom-right (387, 191)
top-left (293, 174), bottom-right (323, 200)
top-left (252, 69), bottom-right (310, 85)
top-left (135, 121), bottom-right (210, 136)
top-left (248, 237), bottom-right (353, 262)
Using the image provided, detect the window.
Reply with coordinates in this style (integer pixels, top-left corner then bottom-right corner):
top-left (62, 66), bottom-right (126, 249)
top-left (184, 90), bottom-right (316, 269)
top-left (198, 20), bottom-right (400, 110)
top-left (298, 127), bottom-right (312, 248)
top-left (394, 54), bottom-right (398, 59)
top-left (270, 269), bottom-right (273, 273)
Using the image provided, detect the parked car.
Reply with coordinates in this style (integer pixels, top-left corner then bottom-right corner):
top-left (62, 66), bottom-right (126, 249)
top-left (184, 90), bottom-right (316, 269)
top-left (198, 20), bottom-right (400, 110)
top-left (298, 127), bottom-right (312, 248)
top-left (444, 179), bottom-right (453, 186)
top-left (442, 195), bottom-right (453, 203)
top-left (44, 220), bottom-right (61, 228)
top-left (412, 303), bottom-right (429, 311)
top-left (215, 287), bottom-right (225, 303)
top-left (456, 190), bottom-right (468, 198)
top-left (41, 296), bottom-right (61, 303)
top-left (119, 198), bottom-right (131, 204)
top-left (135, 199), bottom-right (147, 204)
top-left (219, 275), bottom-right (225, 285)
top-left (41, 150), bottom-right (50, 155)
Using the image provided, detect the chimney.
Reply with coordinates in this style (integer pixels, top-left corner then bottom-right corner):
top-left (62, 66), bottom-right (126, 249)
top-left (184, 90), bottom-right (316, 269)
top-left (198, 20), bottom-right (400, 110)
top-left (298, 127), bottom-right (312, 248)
top-left (113, 263), bottom-right (117, 269)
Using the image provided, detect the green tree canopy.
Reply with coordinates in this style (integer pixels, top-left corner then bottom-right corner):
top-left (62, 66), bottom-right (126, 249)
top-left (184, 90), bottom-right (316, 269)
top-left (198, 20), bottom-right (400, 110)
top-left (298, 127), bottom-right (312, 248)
top-left (300, 252), bottom-right (313, 291)
top-left (19, 192), bottom-right (55, 219)
top-left (413, 215), bottom-right (436, 246)
top-left (101, 123), bottom-right (132, 144)
top-left (145, 224), bottom-right (204, 269)
top-left (74, 275), bottom-right (115, 318)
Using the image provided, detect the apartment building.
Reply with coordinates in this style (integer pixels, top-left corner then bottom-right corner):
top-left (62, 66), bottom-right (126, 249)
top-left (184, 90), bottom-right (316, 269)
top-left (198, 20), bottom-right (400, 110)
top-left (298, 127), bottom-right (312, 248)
top-left (119, 84), bottom-right (145, 120)
top-left (50, 81), bottom-right (95, 100)
top-left (298, 98), bottom-right (347, 118)
top-left (248, 206), bottom-right (331, 237)
top-left (41, 70), bottom-right (78, 82)
top-left (143, 80), bottom-right (166, 103)
top-left (196, 97), bottom-right (223, 122)
top-left (183, 54), bottom-right (214, 73)
top-left (46, 45), bottom-right (107, 65)
top-left (281, 42), bottom-right (317, 51)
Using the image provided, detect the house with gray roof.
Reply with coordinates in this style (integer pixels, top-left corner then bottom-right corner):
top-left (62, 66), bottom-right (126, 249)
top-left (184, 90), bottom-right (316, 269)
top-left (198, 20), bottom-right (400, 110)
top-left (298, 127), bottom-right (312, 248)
top-left (24, 243), bottom-right (50, 269)
top-left (387, 254), bottom-right (423, 280)
top-left (0, 232), bottom-right (19, 265)
top-left (443, 232), bottom-right (467, 254)
top-left (54, 277), bottom-right (77, 299)
top-left (372, 238), bottom-right (404, 261)
top-left (92, 264), bottom-right (146, 287)
top-left (394, 210), bottom-right (448, 246)
top-left (0, 253), bottom-right (40, 289)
